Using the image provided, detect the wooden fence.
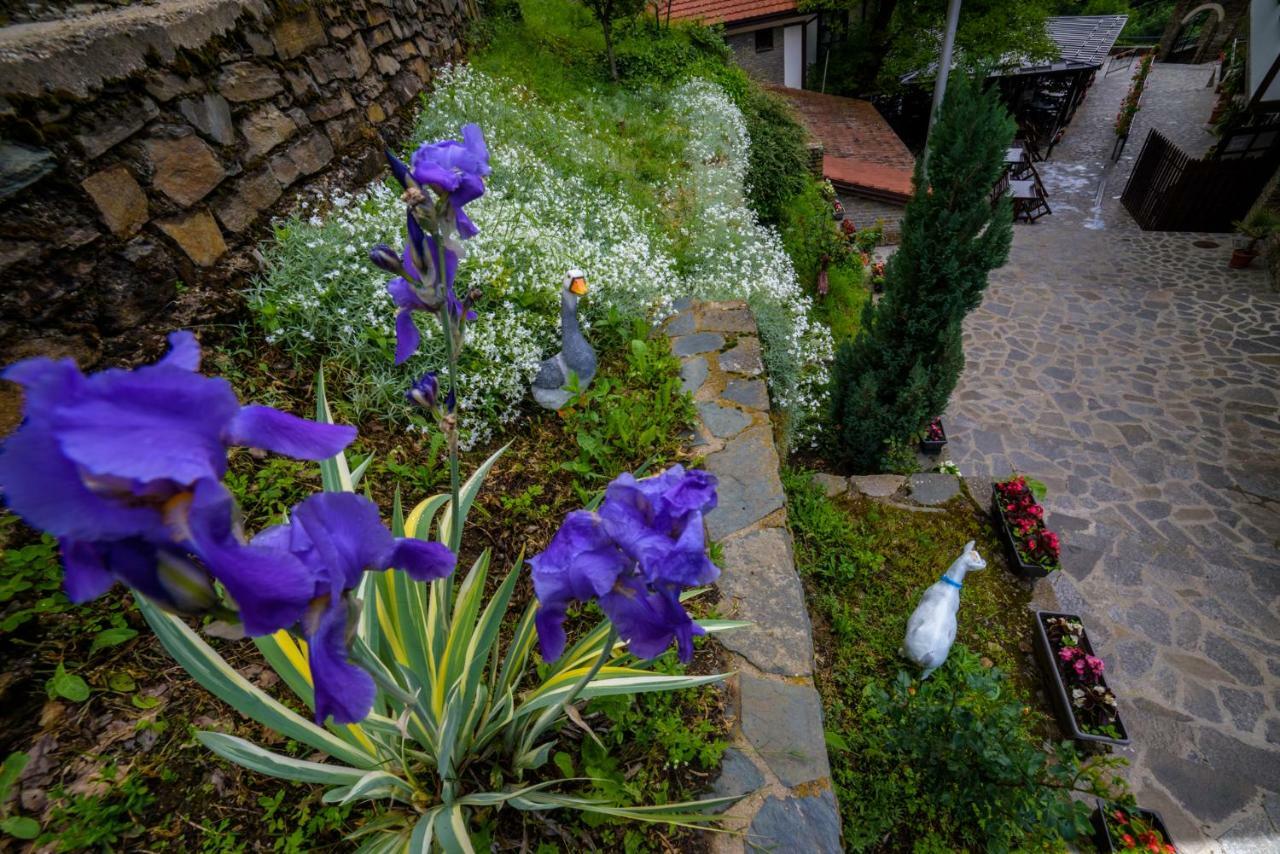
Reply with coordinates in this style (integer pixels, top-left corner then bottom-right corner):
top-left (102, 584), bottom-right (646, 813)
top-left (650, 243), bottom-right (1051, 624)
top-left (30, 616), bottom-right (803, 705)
top-left (1120, 129), bottom-right (1278, 232)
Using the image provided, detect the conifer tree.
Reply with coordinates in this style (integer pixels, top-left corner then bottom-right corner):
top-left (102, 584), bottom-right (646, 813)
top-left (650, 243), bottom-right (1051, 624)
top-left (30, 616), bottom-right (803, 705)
top-left (828, 73), bottom-right (1014, 472)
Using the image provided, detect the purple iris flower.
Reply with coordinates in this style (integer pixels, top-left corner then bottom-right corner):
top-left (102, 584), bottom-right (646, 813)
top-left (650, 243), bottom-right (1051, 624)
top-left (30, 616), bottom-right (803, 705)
top-left (387, 124), bottom-right (490, 240)
top-left (248, 493), bottom-right (456, 724)
top-left (529, 511), bottom-right (631, 661)
top-left (0, 331), bottom-right (356, 621)
top-left (528, 466), bottom-right (718, 664)
top-left (386, 217), bottom-right (462, 365)
top-left (599, 465), bottom-right (719, 589)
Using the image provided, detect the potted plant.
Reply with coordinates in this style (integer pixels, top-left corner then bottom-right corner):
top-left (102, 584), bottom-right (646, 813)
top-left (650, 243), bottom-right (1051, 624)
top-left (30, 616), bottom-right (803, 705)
top-left (1091, 801), bottom-right (1176, 852)
top-left (991, 475), bottom-right (1060, 578)
top-left (1033, 612), bottom-right (1131, 749)
top-left (1229, 208), bottom-right (1280, 269)
top-left (919, 417), bottom-right (946, 454)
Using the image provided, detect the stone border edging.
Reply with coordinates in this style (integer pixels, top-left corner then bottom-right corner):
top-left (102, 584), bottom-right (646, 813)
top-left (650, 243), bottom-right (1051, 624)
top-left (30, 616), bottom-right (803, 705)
top-left (664, 299), bottom-right (842, 853)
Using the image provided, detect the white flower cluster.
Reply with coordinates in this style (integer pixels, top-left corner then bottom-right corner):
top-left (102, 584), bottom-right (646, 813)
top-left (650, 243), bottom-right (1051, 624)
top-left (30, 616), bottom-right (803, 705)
top-left (250, 67), bottom-right (831, 449)
top-left (666, 79), bottom-right (833, 445)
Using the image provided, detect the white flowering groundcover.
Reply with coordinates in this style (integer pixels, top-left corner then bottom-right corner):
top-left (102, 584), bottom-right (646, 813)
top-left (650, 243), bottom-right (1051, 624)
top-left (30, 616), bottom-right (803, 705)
top-left (250, 67), bottom-right (832, 449)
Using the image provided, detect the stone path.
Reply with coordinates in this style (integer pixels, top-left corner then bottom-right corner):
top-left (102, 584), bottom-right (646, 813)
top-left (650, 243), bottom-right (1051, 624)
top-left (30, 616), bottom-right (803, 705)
top-left (949, 61), bottom-right (1280, 853)
top-left (666, 300), bottom-right (841, 853)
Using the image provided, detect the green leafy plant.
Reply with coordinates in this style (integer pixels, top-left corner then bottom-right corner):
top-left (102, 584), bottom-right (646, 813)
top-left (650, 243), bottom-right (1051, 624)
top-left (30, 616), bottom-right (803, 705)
top-left (861, 648), bottom-right (1130, 853)
top-left (559, 334), bottom-right (695, 499)
top-left (829, 73), bottom-right (1015, 472)
top-left (0, 518), bottom-right (68, 634)
top-left (40, 765), bottom-right (155, 852)
top-left (879, 436), bottom-right (919, 475)
top-left (1233, 207), bottom-right (1280, 253)
top-left (1, 752), bottom-right (39, 841)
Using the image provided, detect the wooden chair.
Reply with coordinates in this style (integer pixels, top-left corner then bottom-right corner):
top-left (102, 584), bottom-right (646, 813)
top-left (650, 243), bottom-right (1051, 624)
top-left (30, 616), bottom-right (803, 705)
top-left (1009, 179), bottom-right (1051, 222)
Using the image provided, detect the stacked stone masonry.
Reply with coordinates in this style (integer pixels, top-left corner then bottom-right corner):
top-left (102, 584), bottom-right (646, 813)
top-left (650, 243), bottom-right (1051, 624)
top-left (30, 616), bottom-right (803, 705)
top-left (664, 299), bottom-right (842, 853)
top-left (0, 0), bottom-right (465, 371)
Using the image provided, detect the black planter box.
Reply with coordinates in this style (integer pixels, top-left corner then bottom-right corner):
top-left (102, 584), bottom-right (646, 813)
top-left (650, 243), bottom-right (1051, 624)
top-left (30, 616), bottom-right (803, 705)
top-left (1033, 611), bottom-right (1131, 749)
top-left (1091, 800), bottom-right (1173, 852)
top-left (990, 487), bottom-right (1055, 578)
top-left (919, 420), bottom-right (947, 455)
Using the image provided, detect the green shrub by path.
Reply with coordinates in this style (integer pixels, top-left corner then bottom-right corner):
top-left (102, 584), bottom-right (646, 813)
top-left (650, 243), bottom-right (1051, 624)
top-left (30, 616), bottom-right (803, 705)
top-left (778, 180), bottom-right (867, 343)
top-left (781, 469), bottom-right (1134, 850)
top-left (827, 73), bottom-right (1014, 472)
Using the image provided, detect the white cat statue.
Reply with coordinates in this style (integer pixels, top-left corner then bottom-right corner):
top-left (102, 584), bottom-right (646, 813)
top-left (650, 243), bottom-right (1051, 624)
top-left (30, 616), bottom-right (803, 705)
top-left (900, 540), bottom-right (987, 679)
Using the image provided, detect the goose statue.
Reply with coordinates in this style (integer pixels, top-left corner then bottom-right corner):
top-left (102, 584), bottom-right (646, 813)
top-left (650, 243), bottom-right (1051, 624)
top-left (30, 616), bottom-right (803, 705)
top-left (900, 541), bottom-right (987, 679)
top-left (531, 270), bottom-right (596, 410)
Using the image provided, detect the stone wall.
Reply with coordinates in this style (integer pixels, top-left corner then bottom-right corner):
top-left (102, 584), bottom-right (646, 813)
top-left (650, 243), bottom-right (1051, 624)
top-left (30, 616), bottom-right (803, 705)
top-left (663, 299), bottom-right (842, 853)
top-left (726, 28), bottom-right (784, 86)
top-left (0, 0), bottom-right (466, 375)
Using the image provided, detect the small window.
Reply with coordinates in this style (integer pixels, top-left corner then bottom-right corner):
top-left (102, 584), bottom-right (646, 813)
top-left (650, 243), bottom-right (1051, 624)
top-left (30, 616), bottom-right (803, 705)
top-left (755, 29), bottom-right (774, 52)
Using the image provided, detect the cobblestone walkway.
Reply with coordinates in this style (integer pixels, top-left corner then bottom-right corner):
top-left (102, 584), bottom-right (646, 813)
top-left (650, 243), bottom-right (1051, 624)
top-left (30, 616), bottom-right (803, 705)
top-left (949, 63), bottom-right (1280, 852)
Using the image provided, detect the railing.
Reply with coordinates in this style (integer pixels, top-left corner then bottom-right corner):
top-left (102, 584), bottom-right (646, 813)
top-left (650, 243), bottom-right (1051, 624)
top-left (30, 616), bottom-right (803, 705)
top-left (1120, 129), bottom-right (1278, 231)
top-left (1105, 44), bottom-right (1158, 77)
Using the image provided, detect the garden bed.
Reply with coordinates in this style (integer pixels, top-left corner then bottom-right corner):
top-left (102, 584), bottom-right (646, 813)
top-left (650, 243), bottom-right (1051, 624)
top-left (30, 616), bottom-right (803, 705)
top-left (783, 472), bottom-right (1050, 850)
top-left (0, 327), bottom-right (729, 852)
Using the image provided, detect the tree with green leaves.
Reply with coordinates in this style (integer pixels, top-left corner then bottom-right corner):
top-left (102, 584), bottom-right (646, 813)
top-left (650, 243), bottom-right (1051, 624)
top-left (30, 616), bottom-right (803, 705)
top-left (583, 0), bottom-right (646, 80)
top-left (802, 0), bottom-right (1057, 94)
top-left (827, 72), bottom-right (1014, 472)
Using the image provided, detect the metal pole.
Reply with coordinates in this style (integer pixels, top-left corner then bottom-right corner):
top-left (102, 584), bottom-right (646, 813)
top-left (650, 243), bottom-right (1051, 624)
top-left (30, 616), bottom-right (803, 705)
top-left (923, 0), bottom-right (962, 178)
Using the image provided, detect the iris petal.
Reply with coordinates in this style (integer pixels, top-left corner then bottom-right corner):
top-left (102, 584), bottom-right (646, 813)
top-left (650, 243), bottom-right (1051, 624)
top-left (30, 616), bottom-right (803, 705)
top-left (224, 406), bottom-right (356, 461)
top-left (308, 601), bottom-right (376, 725)
top-left (0, 426), bottom-right (165, 541)
top-left (156, 331), bottom-right (202, 372)
top-left (394, 311), bottom-right (421, 365)
top-left (389, 538), bottom-right (456, 581)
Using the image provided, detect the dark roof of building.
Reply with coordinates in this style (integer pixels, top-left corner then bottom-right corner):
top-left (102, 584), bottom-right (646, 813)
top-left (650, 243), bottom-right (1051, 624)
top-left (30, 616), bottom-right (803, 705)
top-left (902, 14), bottom-right (1129, 82)
top-left (768, 85), bottom-right (916, 203)
top-left (666, 0), bottom-right (799, 26)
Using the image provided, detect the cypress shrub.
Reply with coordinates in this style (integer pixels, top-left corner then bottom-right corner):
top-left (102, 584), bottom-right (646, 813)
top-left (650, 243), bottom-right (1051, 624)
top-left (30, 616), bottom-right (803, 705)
top-left (827, 73), bottom-right (1014, 472)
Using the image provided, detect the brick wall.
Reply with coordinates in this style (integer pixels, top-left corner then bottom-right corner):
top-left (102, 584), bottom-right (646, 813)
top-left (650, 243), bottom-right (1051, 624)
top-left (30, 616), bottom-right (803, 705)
top-left (726, 28), bottom-right (785, 86)
top-left (0, 0), bottom-right (466, 373)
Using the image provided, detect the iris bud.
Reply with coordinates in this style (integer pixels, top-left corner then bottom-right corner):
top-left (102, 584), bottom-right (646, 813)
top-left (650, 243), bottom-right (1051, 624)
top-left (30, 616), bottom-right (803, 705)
top-left (406, 372), bottom-right (438, 411)
top-left (370, 244), bottom-right (403, 275)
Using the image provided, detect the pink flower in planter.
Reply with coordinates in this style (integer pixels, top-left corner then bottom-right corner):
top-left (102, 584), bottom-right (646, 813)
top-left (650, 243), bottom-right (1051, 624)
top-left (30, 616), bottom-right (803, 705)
top-left (1059, 646), bottom-right (1080, 662)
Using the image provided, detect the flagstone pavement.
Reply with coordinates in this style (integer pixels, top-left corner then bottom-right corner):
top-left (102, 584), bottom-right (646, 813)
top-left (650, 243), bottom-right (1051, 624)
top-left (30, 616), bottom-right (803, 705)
top-left (948, 62), bottom-right (1280, 852)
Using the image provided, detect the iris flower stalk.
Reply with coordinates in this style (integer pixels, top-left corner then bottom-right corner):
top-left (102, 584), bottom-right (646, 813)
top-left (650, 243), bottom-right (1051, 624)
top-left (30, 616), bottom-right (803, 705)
top-left (375, 124), bottom-right (489, 552)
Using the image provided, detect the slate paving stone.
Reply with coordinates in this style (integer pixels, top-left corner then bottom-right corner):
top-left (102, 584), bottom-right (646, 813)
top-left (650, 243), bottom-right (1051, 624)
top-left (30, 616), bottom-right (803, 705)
top-left (1219, 687), bottom-right (1266, 734)
top-left (696, 401), bottom-right (751, 439)
top-left (908, 472), bottom-right (960, 505)
top-left (708, 748), bottom-right (764, 809)
top-left (717, 528), bottom-right (814, 676)
top-left (748, 791), bottom-right (841, 854)
top-left (718, 337), bottom-right (763, 376)
top-left (739, 674), bottom-right (830, 787)
top-left (680, 356), bottom-right (708, 396)
top-left (849, 474), bottom-right (904, 498)
top-left (811, 472), bottom-right (847, 498)
top-left (670, 332), bottom-right (723, 356)
top-left (665, 310), bottom-right (696, 336)
top-left (1183, 680), bottom-right (1224, 724)
top-left (1146, 748), bottom-right (1257, 824)
top-left (704, 425), bottom-right (784, 541)
top-left (1203, 634), bottom-right (1264, 687)
top-left (722, 378), bottom-right (769, 410)
top-left (1219, 810), bottom-right (1280, 854)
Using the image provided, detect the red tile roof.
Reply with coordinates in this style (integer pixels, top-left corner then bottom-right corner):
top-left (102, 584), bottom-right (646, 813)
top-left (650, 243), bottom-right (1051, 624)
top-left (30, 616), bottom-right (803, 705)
top-left (667, 0), bottom-right (798, 25)
top-left (768, 85), bottom-right (917, 203)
